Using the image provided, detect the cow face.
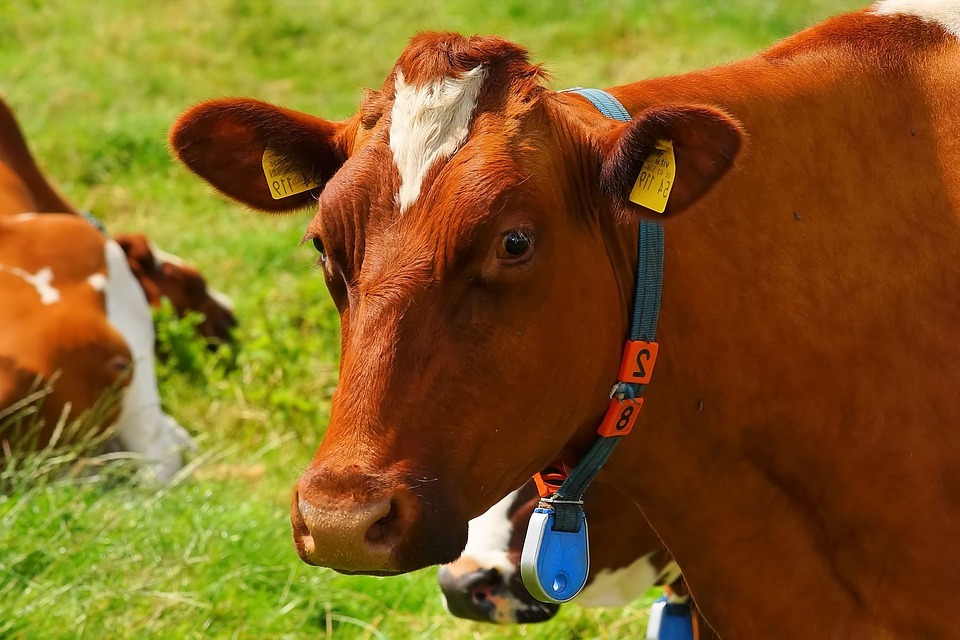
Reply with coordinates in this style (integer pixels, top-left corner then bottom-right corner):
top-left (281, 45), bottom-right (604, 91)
top-left (114, 234), bottom-right (236, 347)
top-left (171, 33), bottom-right (742, 574)
top-left (440, 477), bottom-right (681, 623)
top-left (438, 483), bottom-right (559, 624)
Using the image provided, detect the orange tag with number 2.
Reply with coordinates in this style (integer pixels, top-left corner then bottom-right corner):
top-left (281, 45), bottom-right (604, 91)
top-left (617, 340), bottom-right (659, 385)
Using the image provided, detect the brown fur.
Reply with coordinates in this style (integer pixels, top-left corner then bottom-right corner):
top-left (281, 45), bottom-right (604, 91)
top-left (0, 96), bottom-right (235, 344)
top-left (0, 214), bottom-right (130, 449)
top-left (114, 234), bottom-right (236, 345)
top-left (172, 8), bottom-right (960, 637)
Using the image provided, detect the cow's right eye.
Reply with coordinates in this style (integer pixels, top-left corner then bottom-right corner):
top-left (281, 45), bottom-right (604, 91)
top-left (498, 228), bottom-right (534, 263)
top-left (312, 237), bottom-right (326, 260)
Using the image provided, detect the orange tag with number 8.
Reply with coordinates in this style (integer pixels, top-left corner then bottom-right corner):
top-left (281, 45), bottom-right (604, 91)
top-left (597, 397), bottom-right (644, 437)
top-left (617, 340), bottom-right (659, 385)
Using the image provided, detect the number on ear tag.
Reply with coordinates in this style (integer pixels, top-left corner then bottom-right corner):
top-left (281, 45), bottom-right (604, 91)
top-left (520, 508), bottom-right (590, 604)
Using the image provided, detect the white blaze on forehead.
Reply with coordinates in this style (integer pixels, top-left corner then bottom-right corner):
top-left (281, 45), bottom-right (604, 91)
top-left (872, 0), bottom-right (960, 37)
top-left (390, 65), bottom-right (487, 213)
top-left (103, 240), bottom-right (194, 483)
top-left (461, 487), bottom-right (521, 576)
top-left (0, 263), bottom-right (60, 304)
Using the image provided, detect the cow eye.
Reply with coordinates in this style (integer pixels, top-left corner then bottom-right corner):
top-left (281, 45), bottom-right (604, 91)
top-left (312, 237), bottom-right (326, 260)
top-left (499, 229), bottom-right (533, 261)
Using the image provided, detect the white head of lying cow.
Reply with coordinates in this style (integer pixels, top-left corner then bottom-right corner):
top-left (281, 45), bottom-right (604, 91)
top-left (171, 32), bottom-right (741, 572)
top-left (439, 478), bottom-right (681, 624)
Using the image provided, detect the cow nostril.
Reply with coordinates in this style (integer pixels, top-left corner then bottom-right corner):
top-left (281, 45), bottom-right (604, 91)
top-left (364, 498), bottom-right (398, 546)
top-left (467, 568), bottom-right (502, 606)
top-left (472, 588), bottom-right (489, 604)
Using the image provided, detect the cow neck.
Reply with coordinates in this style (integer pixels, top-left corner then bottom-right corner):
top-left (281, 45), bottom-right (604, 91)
top-left (532, 88), bottom-right (664, 534)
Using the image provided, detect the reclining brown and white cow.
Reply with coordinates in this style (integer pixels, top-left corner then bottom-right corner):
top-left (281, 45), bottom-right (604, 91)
top-left (0, 96), bottom-right (233, 481)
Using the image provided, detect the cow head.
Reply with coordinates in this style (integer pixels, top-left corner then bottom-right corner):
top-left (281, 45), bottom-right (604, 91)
top-left (171, 33), bottom-right (743, 574)
top-left (438, 483), bottom-right (559, 624)
top-left (440, 477), bottom-right (681, 623)
top-left (114, 233), bottom-right (237, 347)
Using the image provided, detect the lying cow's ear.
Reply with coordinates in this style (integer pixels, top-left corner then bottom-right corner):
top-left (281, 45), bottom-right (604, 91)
top-left (170, 98), bottom-right (348, 212)
top-left (600, 105), bottom-right (744, 219)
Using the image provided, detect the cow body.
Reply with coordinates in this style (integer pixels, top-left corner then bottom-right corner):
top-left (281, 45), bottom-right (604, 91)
top-left (172, 3), bottom-right (960, 636)
top-left (0, 214), bottom-right (192, 480)
top-left (594, 10), bottom-right (960, 637)
top-left (0, 95), bottom-right (235, 345)
top-left (0, 96), bottom-right (200, 481)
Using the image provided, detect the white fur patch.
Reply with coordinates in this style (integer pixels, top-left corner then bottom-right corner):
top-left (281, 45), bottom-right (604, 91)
top-left (390, 66), bottom-right (486, 212)
top-left (0, 264), bottom-right (60, 304)
top-left (461, 487), bottom-right (521, 577)
top-left (577, 552), bottom-right (660, 608)
top-left (11, 212), bottom-right (38, 222)
top-left (151, 242), bottom-right (235, 313)
top-left (86, 273), bottom-right (107, 292)
top-left (206, 287), bottom-right (235, 314)
top-left (872, 0), bottom-right (960, 37)
top-left (150, 243), bottom-right (187, 268)
top-left (103, 240), bottom-right (194, 482)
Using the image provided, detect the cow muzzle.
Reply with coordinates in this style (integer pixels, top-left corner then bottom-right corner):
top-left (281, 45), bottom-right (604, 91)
top-left (438, 563), bottom-right (560, 624)
top-left (291, 465), bottom-right (465, 574)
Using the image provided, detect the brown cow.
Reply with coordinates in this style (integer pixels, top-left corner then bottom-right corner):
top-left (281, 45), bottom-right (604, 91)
top-left (0, 97), bottom-right (199, 480)
top-left (0, 96), bottom-right (236, 345)
top-left (171, 3), bottom-right (960, 637)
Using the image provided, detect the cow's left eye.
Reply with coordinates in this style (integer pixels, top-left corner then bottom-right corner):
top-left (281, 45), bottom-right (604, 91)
top-left (499, 229), bottom-right (533, 261)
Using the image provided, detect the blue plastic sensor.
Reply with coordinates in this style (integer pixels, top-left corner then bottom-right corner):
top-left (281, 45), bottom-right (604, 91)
top-left (519, 507), bottom-right (590, 603)
top-left (647, 595), bottom-right (695, 640)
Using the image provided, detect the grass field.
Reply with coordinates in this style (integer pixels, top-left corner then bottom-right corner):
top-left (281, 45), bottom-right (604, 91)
top-left (1, 1), bottom-right (861, 638)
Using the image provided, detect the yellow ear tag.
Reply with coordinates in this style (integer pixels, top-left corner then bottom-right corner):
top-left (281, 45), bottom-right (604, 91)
top-left (261, 148), bottom-right (320, 200)
top-left (628, 140), bottom-right (676, 214)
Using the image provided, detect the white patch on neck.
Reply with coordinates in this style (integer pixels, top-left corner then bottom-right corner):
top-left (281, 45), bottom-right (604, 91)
top-left (461, 487), bottom-right (521, 576)
top-left (0, 263), bottom-right (60, 304)
top-left (576, 552), bottom-right (661, 608)
top-left (87, 273), bottom-right (107, 292)
top-left (871, 0), bottom-right (960, 37)
top-left (390, 66), bottom-right (486, 213)
top-left (103, 240), bottom-right (194, 482)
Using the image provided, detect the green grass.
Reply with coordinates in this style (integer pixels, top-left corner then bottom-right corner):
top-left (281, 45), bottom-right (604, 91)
top-left (0, 1), bottom-right (861, 638)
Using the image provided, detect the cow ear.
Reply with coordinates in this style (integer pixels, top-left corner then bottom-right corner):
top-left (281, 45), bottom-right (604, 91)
top-left (600, 105), bottom-right (744, 219)
top-left (169, 98), bottom-right (349, 212)
top-left (114, 233), bottom-right (157, 274)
